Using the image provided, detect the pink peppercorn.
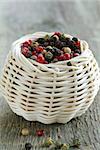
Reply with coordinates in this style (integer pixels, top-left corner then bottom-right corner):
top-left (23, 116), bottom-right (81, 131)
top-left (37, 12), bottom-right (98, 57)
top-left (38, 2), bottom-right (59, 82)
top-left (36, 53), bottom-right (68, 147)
top-left (36, 130), bottom-right (44, 136)
top-left (36, 46), bottom-right (44, 53)
top-left (54, 32), bottom-right (61, 37)
top-left (73, 53), bottom-right (79, 57)
top-left (37, 54), bottom-right (45, 63)
top-left (64, 53), bottom-right (71, 60)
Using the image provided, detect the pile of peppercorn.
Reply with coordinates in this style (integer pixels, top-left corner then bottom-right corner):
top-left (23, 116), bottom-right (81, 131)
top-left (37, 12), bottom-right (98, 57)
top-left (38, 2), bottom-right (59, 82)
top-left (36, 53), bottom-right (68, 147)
top-left (21, 32), bottom-right (81, 64)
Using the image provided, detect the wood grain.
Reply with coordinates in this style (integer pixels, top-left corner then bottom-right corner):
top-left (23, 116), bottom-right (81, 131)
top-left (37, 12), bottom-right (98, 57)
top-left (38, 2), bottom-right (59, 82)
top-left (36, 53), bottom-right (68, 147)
top-left (0, 0), bottom-right (100, 150)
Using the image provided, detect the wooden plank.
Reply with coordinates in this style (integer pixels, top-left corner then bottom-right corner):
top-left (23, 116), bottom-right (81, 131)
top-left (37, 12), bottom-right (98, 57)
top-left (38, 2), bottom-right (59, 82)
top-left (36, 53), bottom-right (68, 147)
top-left (0, 0), bottom-right (100, 149)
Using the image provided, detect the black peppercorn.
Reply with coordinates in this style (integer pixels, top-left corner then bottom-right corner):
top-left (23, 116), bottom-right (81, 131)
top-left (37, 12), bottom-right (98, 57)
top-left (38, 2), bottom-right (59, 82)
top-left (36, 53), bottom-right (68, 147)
top-left (25, 143), bottom-right (32, 150)
top-left (55, 40), bottom-right (61, 48)
top-left (72, 37), bottom-right (78, 42)
top-left (50, 41), bottom-right (55, 46)
top-left (44, 42), bottom-right (49, 47)
top-left (68, 40), bottom-right (76, 51)
top-left (29, 46), bottom-right (35, 52)
top-left (37, 38), bottom-right (45, 44)
top-left (53, 47), bottom-right (61, 56)
top-left (67, 61), bottom-right (72, 66)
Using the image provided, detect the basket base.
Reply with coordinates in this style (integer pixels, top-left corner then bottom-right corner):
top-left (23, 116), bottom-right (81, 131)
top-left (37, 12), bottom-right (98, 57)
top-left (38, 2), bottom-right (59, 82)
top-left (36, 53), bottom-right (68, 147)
top-left (9, 106), bottom-right (86, 124)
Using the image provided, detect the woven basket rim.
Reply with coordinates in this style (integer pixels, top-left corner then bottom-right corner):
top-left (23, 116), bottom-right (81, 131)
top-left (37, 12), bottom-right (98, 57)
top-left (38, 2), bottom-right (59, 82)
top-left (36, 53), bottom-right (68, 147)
top-left (11, 32), bottom-right (91, 73)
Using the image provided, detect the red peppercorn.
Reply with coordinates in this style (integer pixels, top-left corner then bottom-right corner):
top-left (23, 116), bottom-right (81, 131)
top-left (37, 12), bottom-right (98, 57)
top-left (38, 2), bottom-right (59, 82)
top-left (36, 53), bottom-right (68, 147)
top-left (36, 46), bottom-right (44, 53)
top-left (21, 47), bottom-right (28, 54)
top-left (37, 54), bottom-right (45, 63)
top-left (64, 53), bottom-right (71, 60)
top-left (58, 55), bottom-right (66, 61)
top-left (54, 32), bottom-right (61, 37)
top-left (32, 51), bottom-right (37, 55)
top-left (73, 53), bottom-right (79, 57)
top-left (28, 39), bottom-right (32, 45)
top-left (36, 130), bottom-right (44, 136)
top-left (21, 47), bottom-right (32, 58)
top-left (23, 41), bottom-right (29, 47)
top-left (75, 41), bottom-right (80, 48)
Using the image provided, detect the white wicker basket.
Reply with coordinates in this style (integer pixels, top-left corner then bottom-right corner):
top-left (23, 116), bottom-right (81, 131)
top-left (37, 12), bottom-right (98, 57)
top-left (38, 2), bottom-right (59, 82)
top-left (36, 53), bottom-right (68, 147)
top-left (0, 32), bottom-right (100, 124)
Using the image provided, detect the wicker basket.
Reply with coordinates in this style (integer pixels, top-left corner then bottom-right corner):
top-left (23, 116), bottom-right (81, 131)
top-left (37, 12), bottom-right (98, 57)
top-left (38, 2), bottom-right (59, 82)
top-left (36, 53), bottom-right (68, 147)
top-left (0, 32), bottom-right (100, 124)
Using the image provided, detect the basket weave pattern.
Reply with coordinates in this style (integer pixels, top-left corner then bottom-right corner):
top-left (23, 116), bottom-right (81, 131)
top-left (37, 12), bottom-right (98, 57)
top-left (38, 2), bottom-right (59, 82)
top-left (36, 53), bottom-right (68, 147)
top-left (0, 32), bottom-right (100, 124)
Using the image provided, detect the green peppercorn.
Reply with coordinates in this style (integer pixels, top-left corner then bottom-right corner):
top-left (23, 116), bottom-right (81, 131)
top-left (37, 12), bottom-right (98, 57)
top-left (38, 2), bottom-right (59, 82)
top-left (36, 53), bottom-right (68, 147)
top-left (61, 144), bottom-right (69, 150)
top-left (41, 137), bottom-right (54, 147)
top-left (45, 51), bottom-right (53, 61)
top-left (44, 34), bottom-right (50, 41)
top-left (50, 35), bottom-right (59, 42)
top-left (32, 42), bottom-right (39, 47)
top-left (45, 46), bottom-right (53, 51)
top-left (60, 33), bottom-right (66, 41)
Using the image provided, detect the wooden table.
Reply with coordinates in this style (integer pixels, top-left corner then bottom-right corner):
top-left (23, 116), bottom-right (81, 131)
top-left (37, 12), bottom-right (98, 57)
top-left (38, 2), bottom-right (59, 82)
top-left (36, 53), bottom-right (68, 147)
top-left (0, 0), bottom-right (100, 149)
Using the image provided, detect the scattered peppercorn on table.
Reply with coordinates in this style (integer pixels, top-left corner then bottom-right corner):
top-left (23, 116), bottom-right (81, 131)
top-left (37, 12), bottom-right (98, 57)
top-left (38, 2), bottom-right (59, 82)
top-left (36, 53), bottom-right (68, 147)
top-left (0, 1), bottom-right (100, 150)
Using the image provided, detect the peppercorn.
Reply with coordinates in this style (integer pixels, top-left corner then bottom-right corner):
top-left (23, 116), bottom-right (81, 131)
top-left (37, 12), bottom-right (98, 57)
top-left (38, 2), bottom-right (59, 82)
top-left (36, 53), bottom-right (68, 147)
top-left (41, 137), bottom-right (54, 147)
top-left (28, 46), bottom-right (32, 52)
top-left (36, 46), bottom-right (44, 53)
top-left (30, 55), bottom-right (37, 60)
top-left (72, 37), bottom-right (78, 42)
top-left (42, 49), bottom-right (47, 54)
top-left (52, 58), bottom-right (58, 63)
top-left (32, 42), bottom-right (39, 47)
top-left (62, 47), bottom-right (71, 54)
top-left (45, 51), bottom-right (53, 62)
top-left (44, 42), bottom-right (49, 47)
top-left (37, 38), bottom-right (45, 44)
top-left (72, 139), bottom-right (81, 148)
top-left (75, 41), bottom-right (80, 48)
top-left (55, 40), bottom-right (62, 48)
top-left (73, 53), bottom-right (79, 57)
top-left (53, 47), bottom-right (62, 56)
top-left (45, 46), bottom-right (53, 51)
top-left (65, 37), bottom-right (71, 45)
top-left (60, 42), bottom-right (66, 48)
top-left (23, 41), bottom-right (30, 47)
top-left (67, 61), bottom-right (72, 66)
top-left (36, 129), bottom-right (44, 136)
top-left (50, 35), bottom-right (59, 42)
top-left (64, 53), bottom-right (71, 60)
top-left (32, 50), bottom-right (37, 55)
top-left (74, 49), bottom-right (81, 54)
top-left (59, 33), bottom-right (66, 42)
top-left (61, 144), bottom-right (69, 150)
top-left (54, 32), bottom-right (61, 37)
top-left (21, 128), bottom-right (29, 136)
top-left (37, 54), bottom-right (45, 63)
top-left (50, 41), bottom-right (55, 46)
top-left (58, 54), bottom-right (66, 61)
top-left (21, 47), bottom-right (32, 58)
top-left (25, 143), bottom-right (32, 150)
top-left (44, 34), bottom-right (50, 41)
